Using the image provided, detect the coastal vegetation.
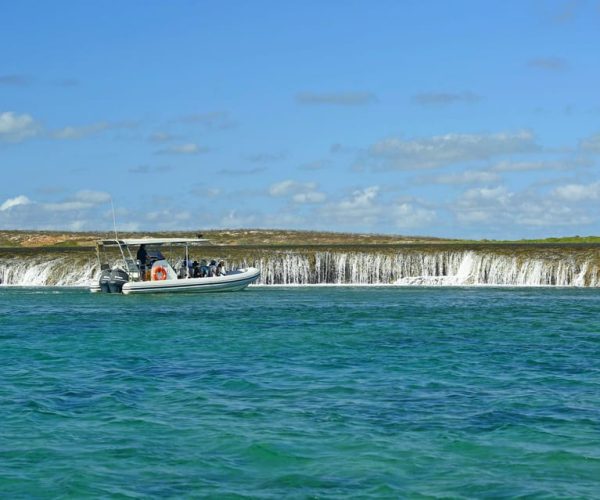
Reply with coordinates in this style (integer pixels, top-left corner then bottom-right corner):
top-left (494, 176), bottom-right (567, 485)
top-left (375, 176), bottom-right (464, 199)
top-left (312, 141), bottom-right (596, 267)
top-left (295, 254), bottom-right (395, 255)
top-left (1, 229), bottom-right (599, 249)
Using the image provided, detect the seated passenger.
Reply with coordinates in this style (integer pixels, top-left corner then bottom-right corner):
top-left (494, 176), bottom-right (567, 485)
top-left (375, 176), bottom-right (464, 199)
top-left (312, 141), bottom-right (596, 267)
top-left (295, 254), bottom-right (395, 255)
top-left (199, 259), bottom-right (209, 277)
top-left (208, 260), bottom-right (217, 277)
top-left (216, 261), bottom-right (226, 276)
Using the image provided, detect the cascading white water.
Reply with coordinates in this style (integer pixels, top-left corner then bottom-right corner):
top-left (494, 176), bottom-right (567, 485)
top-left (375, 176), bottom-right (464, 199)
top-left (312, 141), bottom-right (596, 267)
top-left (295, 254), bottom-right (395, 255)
top-left (0, 256), bottom-right (99, 286)
top-left (236, 250), bottom-right (599, 287)
top-left (1, 249), bottom-right (598, 287)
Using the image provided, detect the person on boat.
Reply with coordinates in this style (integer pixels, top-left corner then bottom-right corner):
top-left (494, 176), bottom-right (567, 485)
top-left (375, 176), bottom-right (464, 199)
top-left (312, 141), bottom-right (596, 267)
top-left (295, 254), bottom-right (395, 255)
top-left (216, 261), bottom-right (226, 276)
top-left (199, 259), bottom-right (209, 277)
top-left (192, 260), bottom-right (200, 278)
top-left (136, 244), bottom-right (149, 279)
top-left (184, 258), bottom-right (194, 278)
top-left (208, 260), bottom-right (217, 277)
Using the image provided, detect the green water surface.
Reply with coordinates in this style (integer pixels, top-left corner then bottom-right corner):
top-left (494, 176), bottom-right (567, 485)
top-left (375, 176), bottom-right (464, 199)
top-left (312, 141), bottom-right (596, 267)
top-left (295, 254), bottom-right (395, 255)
top-left (1, 287), bottom-right (599, 498)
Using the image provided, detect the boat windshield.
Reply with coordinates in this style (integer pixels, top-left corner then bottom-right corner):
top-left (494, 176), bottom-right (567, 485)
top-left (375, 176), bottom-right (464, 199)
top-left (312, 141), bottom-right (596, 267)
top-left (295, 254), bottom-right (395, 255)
top-left (146, 249), bottom-right (165, 261)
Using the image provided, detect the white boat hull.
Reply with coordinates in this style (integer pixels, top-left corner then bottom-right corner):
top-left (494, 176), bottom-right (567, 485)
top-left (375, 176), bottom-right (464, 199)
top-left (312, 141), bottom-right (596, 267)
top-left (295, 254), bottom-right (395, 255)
top-left (91, 268), bottom-right (260, 294)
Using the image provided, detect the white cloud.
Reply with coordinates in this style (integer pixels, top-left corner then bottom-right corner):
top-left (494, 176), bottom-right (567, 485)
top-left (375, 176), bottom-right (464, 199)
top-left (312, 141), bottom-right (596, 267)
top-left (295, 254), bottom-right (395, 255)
top-left (453, 184), bottom-right (596, 227)
top-left (292, 191), bottom-right (326, 204)
top-left (553, 181), bottom-right (600, 202)
top-left (269, 180), bottom-right (326, 204)
top-left (51, 122), bottom-right (110, 140)
top-left (463, 186), bottom-right (511, 203)
top-left (0, 112), bottom-right (40, 142)
top-left (367, 131), bottom-right (538, 170)
top-left (0, 195), bottom-right (31, 211)
top-left (321, 186), bottom-right (381, 225)
top-left (50, 121), bottom-right (135, 140)
top-left (42, 201), bottom-right (94, 212)
top-left (0, 74), bottom-right (32, 86)
top-left (299, 160), bottom-right (330, 171)
top-left (217, 167), bottom-right (267, 176)
top-left (146, 209), bottom-right (191, 222)
top-left (427, 169), bottom-right (500, 185)
top-left (492, 158), bottom-right (589, 172)
top-left (74, 190), bottom-right (111, 204)
top-left (149, 132), bottom-right (176, 143)
top-left (39, 190), bottom-right (111, 212)
top-left (269, 180), bottom-right (303, 197)
top-left (455, 186), bottom-right (513, 223)
top-left (157, 143), bottom-right (208, 155)
top-left (412, 91), bottom-right (481, 106)
top-left (579, 133), bottom-right (600, 153)
top-left (296, 91), bottom-right (377, 106)
top-left (129, 165), bottom-right (172, 174)
top-left (527, 57), bottom-right (568, 71)
top-left (220, 209), bottom-right (258, 228)
top-left (393, 203), bottom-right (436, 228)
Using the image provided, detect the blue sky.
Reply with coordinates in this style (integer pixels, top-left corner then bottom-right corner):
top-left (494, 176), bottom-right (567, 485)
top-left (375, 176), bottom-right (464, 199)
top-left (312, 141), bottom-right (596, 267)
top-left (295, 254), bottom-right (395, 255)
top-left (1, 0), bottom-right (599, 238)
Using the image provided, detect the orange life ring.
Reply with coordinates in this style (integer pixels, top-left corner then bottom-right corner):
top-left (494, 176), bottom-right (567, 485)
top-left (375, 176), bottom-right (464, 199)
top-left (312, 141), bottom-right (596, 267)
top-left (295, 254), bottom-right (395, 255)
top-left (152, 266), bottom-right (168, 281)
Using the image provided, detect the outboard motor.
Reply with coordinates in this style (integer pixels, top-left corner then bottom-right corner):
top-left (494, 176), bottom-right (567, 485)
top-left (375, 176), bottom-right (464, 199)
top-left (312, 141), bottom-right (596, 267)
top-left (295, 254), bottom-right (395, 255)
top-left (99, 267), bottom-right (112, 293)
top-left (108, 268), bottom-right (129, 294)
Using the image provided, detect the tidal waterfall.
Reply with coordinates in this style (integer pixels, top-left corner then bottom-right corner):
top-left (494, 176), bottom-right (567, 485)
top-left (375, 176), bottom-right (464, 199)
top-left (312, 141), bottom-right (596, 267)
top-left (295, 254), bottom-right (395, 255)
top-left (1, 247), bottom-right (598, 287)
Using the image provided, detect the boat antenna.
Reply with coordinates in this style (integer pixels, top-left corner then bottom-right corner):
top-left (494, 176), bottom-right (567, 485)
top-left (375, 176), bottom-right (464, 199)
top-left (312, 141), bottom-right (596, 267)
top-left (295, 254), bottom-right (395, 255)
top-left (110, 197), bottom-right (119, 241)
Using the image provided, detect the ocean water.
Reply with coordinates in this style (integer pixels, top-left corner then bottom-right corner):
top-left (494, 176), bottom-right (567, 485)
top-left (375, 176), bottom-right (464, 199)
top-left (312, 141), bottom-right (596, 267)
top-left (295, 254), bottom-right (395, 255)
top-left (1, 287), bottom-right (600, 498)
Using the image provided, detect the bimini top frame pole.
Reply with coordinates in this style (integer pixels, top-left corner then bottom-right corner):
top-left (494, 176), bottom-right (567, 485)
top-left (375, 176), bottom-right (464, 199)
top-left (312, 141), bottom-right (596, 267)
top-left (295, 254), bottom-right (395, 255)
top-left (96, 238), bottom-right (210, 247)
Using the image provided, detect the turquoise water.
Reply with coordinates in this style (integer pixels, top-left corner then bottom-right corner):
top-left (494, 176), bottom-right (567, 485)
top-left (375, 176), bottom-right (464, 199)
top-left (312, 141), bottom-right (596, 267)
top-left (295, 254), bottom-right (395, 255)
top-left (1, 287), bottom-right (600, 498)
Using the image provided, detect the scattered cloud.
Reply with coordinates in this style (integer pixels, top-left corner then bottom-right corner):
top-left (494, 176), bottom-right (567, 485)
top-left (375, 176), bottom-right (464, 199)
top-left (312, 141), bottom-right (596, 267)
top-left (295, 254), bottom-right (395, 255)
top-left (292, 191), bottom-right (327, 204)
top-left (298, 160), bottom-right (330, 171)
top-left (296, 91), bottom-right (377, 106)
top-left (0, 195), bottom-right (31, 211)
top-left (269, 179), bottom-right (326, 204)
top-left (551, 0), bottom-right (582, 23)
top-left (393, 202), bottom-right (437, 229)
top-left (553, 181), bottom-right (600, 202)
top-left (42, 201), bottom-right (95, 212)
top-left (50, 120), bottom-right (136, 140)
top-left (366, 130), bottom-right (538, 170)
top-left (156, 143), bottom-right (209, 155)
top-left (51, 122), bottom-right (109, 140)
top-left (0, 74), bottom-right (32, 86)
top-left (217, 167), bottom-right (267, 175)
top-left (491, 158), bottom-right (590, 172)
top-left (269, 180), bottom-right (309, 197)
top-left (579, 133), bottom-right (600, 153)
top-left (527, 57), bottom-right (568, 71)
top-left (0, 111), bottom-right (41, 142)
top-left (148, 131), bottom-right (177, 143)
top-left (190, 186), bottom-right (222, 198)
top-left (146, 209), bottom-right (191, 223)
top-left (330, 143), bottom-right (356, 154)
top-left (128, 165), bottom-right (173, 174)
top-left (73, 190), bottom-right (111, 204)
top-left (321, 186), bottom-right (381, 225)
top-left (41, 190), bottom-right (111, 211)
top-left (423, 169), bottom-right (500, 185)
top-left (220, 209), bottom-right (258, 228)
top-left (453, 184), bottom-right (594, 227)
top-left (412, 91), bottom-right (481, 106)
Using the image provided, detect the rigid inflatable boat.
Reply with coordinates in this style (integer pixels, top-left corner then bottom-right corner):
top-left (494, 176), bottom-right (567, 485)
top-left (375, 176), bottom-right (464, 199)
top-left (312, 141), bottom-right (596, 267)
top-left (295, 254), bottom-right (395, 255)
top-left (90, 237), bottom-right (260, 295)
